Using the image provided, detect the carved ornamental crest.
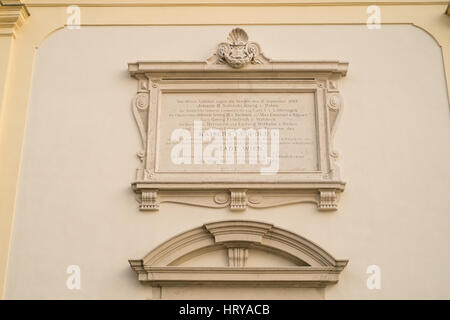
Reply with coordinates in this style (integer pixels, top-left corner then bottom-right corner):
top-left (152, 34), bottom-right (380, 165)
top-left (215, 28), bottom-right (268, 68)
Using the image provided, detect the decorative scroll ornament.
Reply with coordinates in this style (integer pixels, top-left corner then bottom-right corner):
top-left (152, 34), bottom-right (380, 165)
top-left (132, 90), bottom-right (149, 162)
top-left (216, 28), bottom-right (266, 68)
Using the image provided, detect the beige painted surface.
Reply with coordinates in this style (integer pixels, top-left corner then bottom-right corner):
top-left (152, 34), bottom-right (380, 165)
top-left (3, 25), bottom-right (450, 299)
top-left (160, 287), bottom-right (325, 300)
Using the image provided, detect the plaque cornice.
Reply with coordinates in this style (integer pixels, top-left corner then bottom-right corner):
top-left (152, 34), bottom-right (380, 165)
top-left (128, 60), bottom-right (348, 76)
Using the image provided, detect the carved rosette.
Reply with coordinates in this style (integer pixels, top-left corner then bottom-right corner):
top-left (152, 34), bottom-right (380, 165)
top-left (230, 190), bottom-right (247, 211)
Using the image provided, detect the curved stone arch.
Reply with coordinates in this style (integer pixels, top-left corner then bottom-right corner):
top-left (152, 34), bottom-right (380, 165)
top-left (129, 220), bottom-right (348, 288)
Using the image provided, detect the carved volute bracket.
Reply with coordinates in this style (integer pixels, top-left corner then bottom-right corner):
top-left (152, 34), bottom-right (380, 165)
top-left (138, 190), bottom-right (159, 211)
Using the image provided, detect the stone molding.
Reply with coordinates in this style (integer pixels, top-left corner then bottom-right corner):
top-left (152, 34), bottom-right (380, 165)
top-left (129, 220), bottom-right (348, 288)
top-left (0, 1), bottom-right (29, 38)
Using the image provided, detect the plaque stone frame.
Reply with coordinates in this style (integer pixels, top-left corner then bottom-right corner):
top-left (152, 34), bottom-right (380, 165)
top-left (128, 28), bottom-right (348, 212)
top-left (129, 220), bottom-right (348, 293)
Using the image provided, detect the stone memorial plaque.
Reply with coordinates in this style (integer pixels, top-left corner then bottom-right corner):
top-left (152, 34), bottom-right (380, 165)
top-left (128, 28), bottom-right (348, 211)
top-left (157, 91), bottom-right (318, 173)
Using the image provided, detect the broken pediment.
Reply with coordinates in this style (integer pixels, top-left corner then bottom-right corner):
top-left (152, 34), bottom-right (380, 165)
top-left (129, 220), bottom-right (348, 288)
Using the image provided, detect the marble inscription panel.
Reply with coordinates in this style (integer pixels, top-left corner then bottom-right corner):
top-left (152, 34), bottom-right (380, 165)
top-left (156, 92), bottom-right (318, 173)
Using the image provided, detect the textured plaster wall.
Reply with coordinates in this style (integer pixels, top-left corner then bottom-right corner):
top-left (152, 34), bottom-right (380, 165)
top-left (5, 25), bottom-right (450, 299)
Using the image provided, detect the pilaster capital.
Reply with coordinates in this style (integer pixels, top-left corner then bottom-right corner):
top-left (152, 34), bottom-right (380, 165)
top-left (0, 0), bottom-right (29, 38)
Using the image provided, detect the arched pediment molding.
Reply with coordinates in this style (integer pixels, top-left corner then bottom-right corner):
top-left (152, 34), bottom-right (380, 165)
top-left (129, 220), bottom-right (348, 288)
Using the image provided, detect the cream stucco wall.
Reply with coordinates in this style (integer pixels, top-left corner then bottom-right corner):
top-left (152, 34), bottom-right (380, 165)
top-left (3, 24), bottom-right (450, 299)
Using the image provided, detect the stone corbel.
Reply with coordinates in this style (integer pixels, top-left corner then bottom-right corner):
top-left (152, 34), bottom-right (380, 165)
top-left (318, 189), bottom-right (338, 211)
top-left (325, 78), bottom-right (344, 180)
top-left (138, 190), bottom-right (159, 211)
top-left (0, 0), bottom-right (29, 38)
top-left (229, 189), bottom-right (247, 211)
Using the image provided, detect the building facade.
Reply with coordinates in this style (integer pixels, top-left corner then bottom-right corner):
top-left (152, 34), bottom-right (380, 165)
top-left (0, 0), bottom-right (449, 299)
